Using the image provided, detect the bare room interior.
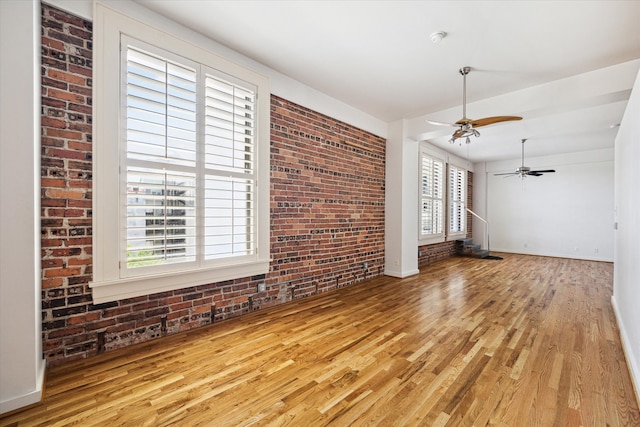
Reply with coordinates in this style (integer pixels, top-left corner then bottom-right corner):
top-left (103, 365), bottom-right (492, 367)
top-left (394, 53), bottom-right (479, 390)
top-left (1, 1), bottom-right (640, 425)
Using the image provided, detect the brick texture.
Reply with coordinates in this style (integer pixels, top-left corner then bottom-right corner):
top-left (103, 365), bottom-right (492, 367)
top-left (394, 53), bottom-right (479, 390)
top-left (40, 5), bottom-right (387, 366)
top-left (41, 5), bottom-right (94, 364)
top-left (270, 96), bottom-right (386, 296)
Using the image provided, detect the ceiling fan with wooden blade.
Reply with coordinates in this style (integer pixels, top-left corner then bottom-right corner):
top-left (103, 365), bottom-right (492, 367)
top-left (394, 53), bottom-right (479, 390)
top-left (427, 66), bottom-right (523, 144)
top-left (494, 139), bottom-right (556, 178)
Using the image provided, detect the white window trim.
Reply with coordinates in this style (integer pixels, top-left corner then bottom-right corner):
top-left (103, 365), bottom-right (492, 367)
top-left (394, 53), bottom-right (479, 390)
top-left (446, 161), bottom-right (467, 241)
top-left (418, 144), bottom-right (446, 245)
top-left (418, 142), bottom-right (470, 245)
top-left (91, 3), bottom-right (270, 304)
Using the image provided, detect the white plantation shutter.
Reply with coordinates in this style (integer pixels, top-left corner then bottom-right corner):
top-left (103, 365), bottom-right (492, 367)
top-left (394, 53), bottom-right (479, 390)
top-left (203, 74), bottom-right (256, 260)
top-left (449, 165), bottom-right (466, 234)
top-left (124, 45), bottom-right (198, 270)
top-left (420, 152), bottom-right (444, 237)
top-left (92, 6), bottom-right (270, 303)
top-left (121, 39), bottom-right (257, 276)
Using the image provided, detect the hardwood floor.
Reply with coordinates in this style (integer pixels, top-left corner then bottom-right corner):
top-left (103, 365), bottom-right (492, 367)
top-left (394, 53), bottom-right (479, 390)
top-left (2, 254), bottom-right (638, 426)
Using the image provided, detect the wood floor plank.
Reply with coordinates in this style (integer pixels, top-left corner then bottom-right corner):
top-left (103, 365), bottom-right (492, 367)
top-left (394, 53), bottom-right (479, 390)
top-left (1, 254), bottom-right (638, 426)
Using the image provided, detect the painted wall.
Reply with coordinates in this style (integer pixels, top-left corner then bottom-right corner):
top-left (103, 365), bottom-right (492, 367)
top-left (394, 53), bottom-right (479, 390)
top-left (0, 0), bottom-right (46, 414)
top-left (476, 148), bottom-right (614, 261)
top-left (45, 0), bottom-right (388, 140)
top-left (612, 67), bottom-right (640, 398)
top-left (384, 120), bottom-right (419, 278)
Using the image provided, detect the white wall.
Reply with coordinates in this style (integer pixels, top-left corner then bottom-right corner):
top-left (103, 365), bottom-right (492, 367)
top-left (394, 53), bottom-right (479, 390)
top-left (612, 68), bottom-right (640, 399)
top-left (0, 0), bottom-right (46, 414)
top-left (476, 149), bottom-right (614, 261)
top-left (384, 120), bottom-right (419, 278)
top-left (46, 0), bottom-right (388, 140)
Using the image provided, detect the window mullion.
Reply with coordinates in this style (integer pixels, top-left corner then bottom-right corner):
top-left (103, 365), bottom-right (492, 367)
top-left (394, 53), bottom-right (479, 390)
top-left (231, 85), bottom-right (236, 253)
top-left (196, 64), bottom-right (205, 267)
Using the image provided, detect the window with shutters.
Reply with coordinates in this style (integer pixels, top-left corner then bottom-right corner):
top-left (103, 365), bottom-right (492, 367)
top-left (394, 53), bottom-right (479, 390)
top-left (419, 149), bottom-right (445, 241)
top-left (448, 164), bottom-right (466, 236)
top-left (91, 5), bottom-right (270, 303)
top-left (418, 143), bottom-right (468, 243)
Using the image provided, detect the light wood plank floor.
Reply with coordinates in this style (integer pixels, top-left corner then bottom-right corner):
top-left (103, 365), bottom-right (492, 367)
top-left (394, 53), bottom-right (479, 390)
top-left (2, 254), bottom-right (639, 426)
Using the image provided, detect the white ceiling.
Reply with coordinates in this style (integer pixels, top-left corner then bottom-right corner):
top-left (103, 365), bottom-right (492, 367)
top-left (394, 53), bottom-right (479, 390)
top-left (133, 0), bottom-right (640, 163)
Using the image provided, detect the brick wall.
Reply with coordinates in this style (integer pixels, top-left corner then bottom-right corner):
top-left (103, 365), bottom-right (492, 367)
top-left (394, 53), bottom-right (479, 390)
top-left (270, 96), bottom-right (386, 296)
top-left (417, 171), bottom-right (473, 268)
top-left (40, 4), bottom-right (386, 366)
top-left (41, 5), bottom-right (95, 364)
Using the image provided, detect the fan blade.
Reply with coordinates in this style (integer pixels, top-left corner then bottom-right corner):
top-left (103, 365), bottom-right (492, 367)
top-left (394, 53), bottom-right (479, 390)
top-left (470, 116), bottom-right (523, 127)
top-left (529, 169), bottom-right (555, 174)
top-left (493, 172), bottom-right (517, 176)
top-left (426, 119), bottom-right (455, 127)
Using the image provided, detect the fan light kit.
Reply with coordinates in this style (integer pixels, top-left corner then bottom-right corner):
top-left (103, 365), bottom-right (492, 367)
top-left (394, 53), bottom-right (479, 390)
top-left (427, 66), bottom-right (523, 145)
top-left (494, 139), bottom-right (556, 179)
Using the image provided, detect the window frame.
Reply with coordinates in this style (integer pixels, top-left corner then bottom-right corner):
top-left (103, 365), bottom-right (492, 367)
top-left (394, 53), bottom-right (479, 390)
top-left (91, 4), bottom-right (270, 304)
top-left (418, 142), bottom-right (469, 245)
top-left (418, 145), bottom-right (446, 244)
top-left (446, 162), bottom-right (467, 240)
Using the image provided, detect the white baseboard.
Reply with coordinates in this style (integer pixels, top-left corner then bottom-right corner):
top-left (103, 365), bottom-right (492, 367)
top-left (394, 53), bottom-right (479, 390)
top-left (611, 296), bottom-right (640, 407)
top-left (384, 268), bottom-right (419, 278)
top-left (0, 359), bottom-right (45, 415)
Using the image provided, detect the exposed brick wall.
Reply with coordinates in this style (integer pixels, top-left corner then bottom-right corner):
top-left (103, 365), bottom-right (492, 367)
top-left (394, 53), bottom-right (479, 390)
top-left (418, 171), bottom-right (473, 268)
top-left (40, 4), bottom-right (386, 366)
top-left (41, 4), bottom-right (94, 364)
top-left (270, 96), bottom-right (386, 297)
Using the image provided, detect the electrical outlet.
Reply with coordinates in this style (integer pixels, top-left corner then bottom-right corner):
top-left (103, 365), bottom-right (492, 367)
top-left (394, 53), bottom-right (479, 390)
top-left (257, 282), bottom-right (266, 292)
top-left (362, 262), bottom-right (368, 270)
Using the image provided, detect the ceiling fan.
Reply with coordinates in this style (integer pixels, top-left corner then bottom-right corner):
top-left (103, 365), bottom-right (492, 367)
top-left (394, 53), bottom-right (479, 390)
top-left (494, 139), bottom-right (556, 178)
top-left (427, 66), bottom-right (523, 144)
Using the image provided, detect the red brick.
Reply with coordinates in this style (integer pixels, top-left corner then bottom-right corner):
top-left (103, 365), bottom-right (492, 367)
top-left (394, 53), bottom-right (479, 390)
top-left (41, 239), bottom-right (64, 248)
top-left (169, 302), bottom-right (192, 312)
top-left (48, 68), bottom-right (86, 85)
top-left (44, 267), bottom-right (82, 278)
top-left (85, 319), bottom-right (116, 331)
top-left (67, 312), bottom-right (100, 325)
top-left (68, 64), bottom-right (91, 78)
top-left (47, 87), bottom-right (85, 104)
top-left (42, 178), bottom-right (66, 188)
top-left (68, 140), bottom-right (91, 152)
top-left (192, 305), bottom-right (209, 315)
top-left (45, 188), bottom-right (85, 200)
top-left (42, 36), bottom-right (65, 51)
top-left (47, 147), bottom-right (88, 161)
top-left (68, 257), bottom-right (91, 266)
top-left (48, 326), bottom-right (85, 339)
top-left (42, 278), bottom-right (64, 289)
top-left (42, 259), bottom-right (64, 268)
top-left (42, 137), bottom-right (65, 148)
top-left (42, 116), bottom-right (67, 129)
top-left (45, 128), bottom-right (83, 141)
top-left (67, 201), bottom-right (91, 209)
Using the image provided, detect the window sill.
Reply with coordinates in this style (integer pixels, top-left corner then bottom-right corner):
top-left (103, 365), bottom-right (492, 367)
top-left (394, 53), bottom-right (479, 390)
top-left (446, 233), bottom-right (467, 242)
top-left (90, 260), bottom-right (270, 304)
top-left (418, 235), bottom-right (446, 246)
